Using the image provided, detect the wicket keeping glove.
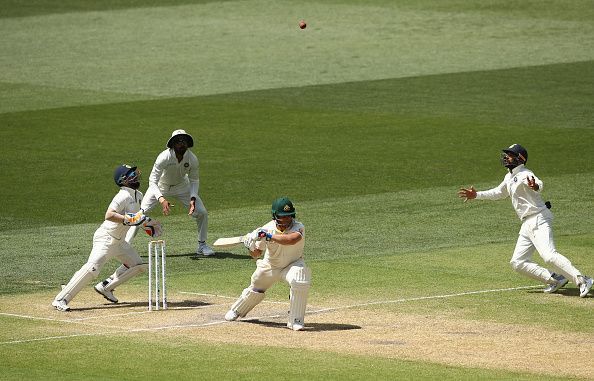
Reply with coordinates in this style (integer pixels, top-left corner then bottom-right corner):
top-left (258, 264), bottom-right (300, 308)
top-left (123, 211), bottom-right (147, 226)
top-left (142, 218), bottom-right (163, 238)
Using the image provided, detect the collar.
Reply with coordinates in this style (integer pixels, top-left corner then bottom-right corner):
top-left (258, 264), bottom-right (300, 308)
top-left (509, 164), bottom-right (525, 175)
top-left (120, 186), bottom-right (141, 202)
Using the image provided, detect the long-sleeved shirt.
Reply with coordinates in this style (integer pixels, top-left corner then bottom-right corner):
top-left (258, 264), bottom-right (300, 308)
top-left (476, 164), bottom-right (546, 220)
top-left (147, 148), bottom-right (199, 200)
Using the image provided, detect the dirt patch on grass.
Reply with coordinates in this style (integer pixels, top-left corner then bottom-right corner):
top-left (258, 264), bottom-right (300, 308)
top-left (3, 291), bottom-right (594, 379)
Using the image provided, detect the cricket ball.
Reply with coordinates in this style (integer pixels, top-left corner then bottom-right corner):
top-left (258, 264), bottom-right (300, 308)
top-left (299, 20), bottom-right (306, 29)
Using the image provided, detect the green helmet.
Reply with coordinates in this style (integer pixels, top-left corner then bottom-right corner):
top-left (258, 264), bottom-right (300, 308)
top-left (271, 197), bottom-right (296, 219)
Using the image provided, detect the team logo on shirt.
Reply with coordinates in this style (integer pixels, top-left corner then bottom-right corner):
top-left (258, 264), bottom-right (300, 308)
top-left (184, 163), bottom-right (189, 168)
top-left (513, 177), bottom-right (517, 182)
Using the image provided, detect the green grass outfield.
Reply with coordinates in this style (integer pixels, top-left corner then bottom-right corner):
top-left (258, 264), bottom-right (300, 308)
top-left (1, 1), bottom-right (593, 380)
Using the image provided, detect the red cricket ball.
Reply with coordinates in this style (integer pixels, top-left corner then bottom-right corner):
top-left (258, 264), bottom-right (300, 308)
top-left (299, 20), bottom-right (306, 29)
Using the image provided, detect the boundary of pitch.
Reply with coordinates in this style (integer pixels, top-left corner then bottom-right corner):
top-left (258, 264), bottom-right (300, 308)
top-left (0, 285), bottom-right (541, 345)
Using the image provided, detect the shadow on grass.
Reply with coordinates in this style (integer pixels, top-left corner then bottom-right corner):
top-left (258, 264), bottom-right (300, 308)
top-left (190, 252), bottom-right (249, 260)
top-left (244, 319), bottom-right (362, 332)
top-left (140, 251), bottom-right (249, 260)
top-left (526, 288), bottom-right (582, 297)
top-left (72, 299), bottom-right (212, 311)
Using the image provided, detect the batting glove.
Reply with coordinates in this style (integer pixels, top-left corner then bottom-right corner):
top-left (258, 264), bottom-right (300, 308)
top-left (257, 230), bottom-right (273, 241)
top-left (123, 211), bottom-right (147, 226)
top-left (241, 235), bottom-right (257, 251)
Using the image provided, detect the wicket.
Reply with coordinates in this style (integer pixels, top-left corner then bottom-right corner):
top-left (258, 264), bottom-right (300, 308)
top-left (148, 240), bottom-right (167, 311)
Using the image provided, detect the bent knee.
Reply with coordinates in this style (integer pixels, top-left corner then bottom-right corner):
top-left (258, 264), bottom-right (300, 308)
top-left (509, 259), bottom-right (523, 272)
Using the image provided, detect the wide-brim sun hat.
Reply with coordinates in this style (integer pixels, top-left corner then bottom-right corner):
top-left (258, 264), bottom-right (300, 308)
top-left (166, 129), bottom-right (194, 148)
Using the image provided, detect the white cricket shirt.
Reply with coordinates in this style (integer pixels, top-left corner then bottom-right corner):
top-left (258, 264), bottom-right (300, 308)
top-left (476, 164), bottom-right (546, 220)
top-left (255, 220), bottom-right (305, 269)
top-left (99, 187), bottom-right (143, 240)
top-left (147, 148), bottom-right (199, 200)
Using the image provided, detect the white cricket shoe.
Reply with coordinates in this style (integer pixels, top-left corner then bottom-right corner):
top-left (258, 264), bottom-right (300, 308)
top-left (579, 276), bottom-right (593, 298)
top-left (224, 310), bottom-right (239, 321)
top-left (197, 242), bottom-right (215, 256)
top-left (52, 299), bottom-right (70, 312)
top-left (287, 322), bottom-right (305, 331)
top-left (94, 281), bottom-right (118, 303)
top-left (544, 273), bottom-right (568, 294)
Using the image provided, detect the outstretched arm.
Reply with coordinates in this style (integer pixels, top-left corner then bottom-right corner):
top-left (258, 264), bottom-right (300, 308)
top-left (458, 186), bottom-right (477, 202)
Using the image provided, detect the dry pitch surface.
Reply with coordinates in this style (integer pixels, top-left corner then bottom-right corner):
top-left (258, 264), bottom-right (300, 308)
top-left (2, 286), bottom-right (593, 379)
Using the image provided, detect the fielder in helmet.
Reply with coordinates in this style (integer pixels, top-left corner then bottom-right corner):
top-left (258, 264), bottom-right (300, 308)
top-left (52, 164), bottom-right (162, 311)
top-left (224, 197), bottom-right (312, 331)
top-left (501, 143), bottom-right (528, 171)
top-left (458, 145), bottom-right (592, 298)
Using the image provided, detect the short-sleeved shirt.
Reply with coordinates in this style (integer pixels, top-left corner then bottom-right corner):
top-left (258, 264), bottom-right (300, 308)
top-left (99, 187), bottom-right (143, 240)
top-left (254, 219), bottom-right (305, 269)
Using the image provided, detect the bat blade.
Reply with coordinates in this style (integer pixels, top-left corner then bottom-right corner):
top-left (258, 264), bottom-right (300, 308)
top-left (213, 236), bottom-right (244, 248)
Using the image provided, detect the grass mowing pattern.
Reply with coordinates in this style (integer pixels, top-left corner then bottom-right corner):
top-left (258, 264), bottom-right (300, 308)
top-left (1, 1), bottom-right (593, 379)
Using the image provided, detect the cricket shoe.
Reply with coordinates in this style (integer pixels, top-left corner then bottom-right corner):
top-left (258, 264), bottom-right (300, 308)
top-left (579, 276), bottom-right (593, 298)
top-left (52, 299), bottom-right (70, 312)
top-left (287, 322), bottom-right (304, 331)
top-left (224, 310), bottom-right (239, 321)
top-left (543, 273), bottom-right (568, 294)
top-left (94, 281), bottom-right (118, 303)
top-left (197, 242), bottom-right (215, 256)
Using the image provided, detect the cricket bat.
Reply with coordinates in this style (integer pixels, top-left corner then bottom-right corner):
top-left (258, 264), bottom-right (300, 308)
top-left (212, 235), bottom-right (245, 248)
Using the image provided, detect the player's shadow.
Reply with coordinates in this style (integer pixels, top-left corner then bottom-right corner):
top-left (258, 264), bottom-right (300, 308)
top-left (244, 319), bottom-right (362, 332)
top-left (141, 252), bottom-right (247, 260)
top-left (190, 252), bottom-right (249, 260)
top-left (527, 288), bottom-right (580, 297)
top-left (73, 299), bottom-right (212, 311)
top-left (140, 252), bottom-right (196, 259)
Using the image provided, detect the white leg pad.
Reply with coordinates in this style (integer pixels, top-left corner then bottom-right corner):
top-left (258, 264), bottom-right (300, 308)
top-left (104, 264), bottom-right (148, 291)
top-left (230, 288), bottom-right (265, 318)
top-left (288, 267), bottom-right (311, 327)
top-left (54, 262), bottom-right (100, 303)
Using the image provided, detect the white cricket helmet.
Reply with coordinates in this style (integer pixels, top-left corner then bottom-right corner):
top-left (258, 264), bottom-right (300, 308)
top-left (166, 129), bottom-right (194, 148)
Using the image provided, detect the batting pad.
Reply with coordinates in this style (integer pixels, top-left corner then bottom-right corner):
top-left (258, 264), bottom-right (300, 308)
top-left (55, 262), bottom-right (100, 303)
top-left (231, 288), bottom-right (265, 318)
top-left (288, 267), bottom-right (311, 327)
top-left (104, 264), bottom-right (148, 291)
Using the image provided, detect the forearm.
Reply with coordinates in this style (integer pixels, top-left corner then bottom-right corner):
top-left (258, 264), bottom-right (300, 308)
top-left (105, 209), bottom-right (125, 224)
top-left (269, 232), bottom-right (302, 245)
top-left (189, 181), bottom-right (199, 199)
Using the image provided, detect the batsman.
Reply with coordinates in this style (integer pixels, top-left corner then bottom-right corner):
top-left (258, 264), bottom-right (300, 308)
top-left (224, 197), bottom-right (311, 331)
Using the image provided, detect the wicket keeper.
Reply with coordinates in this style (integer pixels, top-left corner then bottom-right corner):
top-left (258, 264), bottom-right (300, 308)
top-left (52, 164), bottom-right (162, 311)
